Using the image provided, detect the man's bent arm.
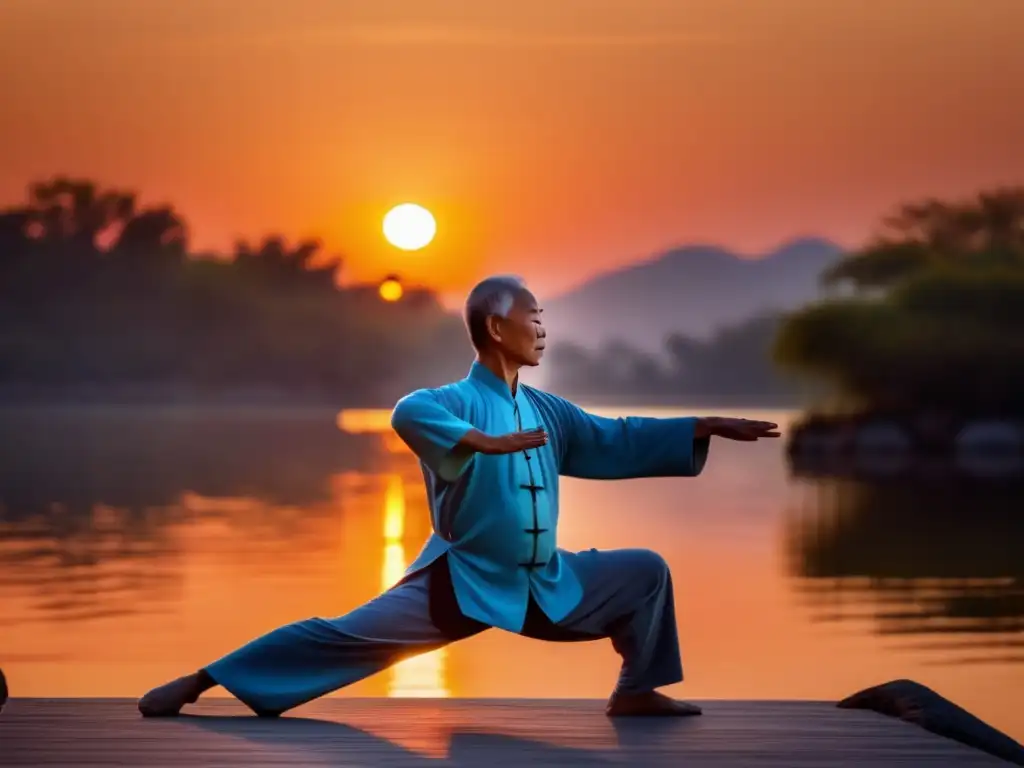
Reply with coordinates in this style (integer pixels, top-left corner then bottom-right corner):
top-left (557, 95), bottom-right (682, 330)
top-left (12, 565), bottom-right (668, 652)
top-left (528, 390), bottom-right (710, 480)
top-left (391, 389), bottom-right (486, 482)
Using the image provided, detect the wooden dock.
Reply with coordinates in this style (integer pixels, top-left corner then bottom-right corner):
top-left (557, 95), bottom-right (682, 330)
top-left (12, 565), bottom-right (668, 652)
top-left (0, 698), bottom-right (1013, 767)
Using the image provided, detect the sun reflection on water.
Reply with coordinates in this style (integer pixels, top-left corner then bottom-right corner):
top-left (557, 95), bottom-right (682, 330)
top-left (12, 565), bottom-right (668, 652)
top-left (382, 473), bottom-right (449, 698)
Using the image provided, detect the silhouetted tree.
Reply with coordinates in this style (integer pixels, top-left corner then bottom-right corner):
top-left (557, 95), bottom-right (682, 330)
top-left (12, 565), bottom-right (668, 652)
top-left (546, 313), bottom-right (802, 404)
top-left (820, 187), bottom-right (1024, 292)
top-left (775, 187), bottom-right (1024, 415)
top-left (0, 175), bottom-right (470, 404)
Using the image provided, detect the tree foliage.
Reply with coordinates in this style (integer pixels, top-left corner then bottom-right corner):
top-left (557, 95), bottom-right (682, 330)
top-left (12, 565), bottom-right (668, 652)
top-left (546, 312), bottom-right (801, 404)
top-left (0, 176), bottom-right (471, 404)
top-left (820, 187), bottom-right (1024, 291)
top-left (775, 187), bottom-right (1024, 414)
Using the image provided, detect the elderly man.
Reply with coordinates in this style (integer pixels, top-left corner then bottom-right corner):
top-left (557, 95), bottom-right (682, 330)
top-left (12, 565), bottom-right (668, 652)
top-left (138, 275), bottom-right (779, 718)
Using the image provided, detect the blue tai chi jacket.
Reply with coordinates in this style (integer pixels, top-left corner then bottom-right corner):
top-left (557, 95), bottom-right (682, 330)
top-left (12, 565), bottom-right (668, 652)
top-left (390, 361), bottom-right (710, 633)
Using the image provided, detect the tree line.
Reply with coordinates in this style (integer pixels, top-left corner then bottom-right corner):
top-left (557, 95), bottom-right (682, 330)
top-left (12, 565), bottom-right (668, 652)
top-left (548, 187), bottom-right (1024, 415)
top-left (3, 176), bottom-right (1020, 413)
top-left (774, 187), bottom-right (1024, 416)
top-left (546, 312), bottom-right (803, 405)
top-left (0, 176), bottom-right (472, 405)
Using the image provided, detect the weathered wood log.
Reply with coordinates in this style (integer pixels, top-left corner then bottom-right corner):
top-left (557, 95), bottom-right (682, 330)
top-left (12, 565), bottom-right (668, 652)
top-left (838, 678), bottom-right (1024, 765)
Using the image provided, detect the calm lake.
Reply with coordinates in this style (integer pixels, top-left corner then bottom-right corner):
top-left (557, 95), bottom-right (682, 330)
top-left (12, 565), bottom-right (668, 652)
top-left (1, 406), bottom-right (1021, 740)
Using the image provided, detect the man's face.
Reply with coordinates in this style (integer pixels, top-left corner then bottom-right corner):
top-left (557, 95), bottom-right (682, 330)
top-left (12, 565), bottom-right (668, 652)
top-left (490, 291), bottom-right (546, 367)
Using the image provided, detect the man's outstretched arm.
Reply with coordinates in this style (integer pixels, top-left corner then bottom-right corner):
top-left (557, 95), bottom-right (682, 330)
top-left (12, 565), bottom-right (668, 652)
top-left (528, 390), bottom-right (778, 481)
top-left (558, 403), bottom-right (711, 480)
top-left (391, 389), bottom-right (548, 481)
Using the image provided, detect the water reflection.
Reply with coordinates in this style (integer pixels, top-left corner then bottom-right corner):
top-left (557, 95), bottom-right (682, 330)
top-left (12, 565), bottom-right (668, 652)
top-left (0, 408), bottom-right (378, 627)
top-left (2, 406), bottom-right (1021, 741)
top-left (381, 474), bottom-right (449, 698)
top-left (786, 477), bottom-right (1024, 665)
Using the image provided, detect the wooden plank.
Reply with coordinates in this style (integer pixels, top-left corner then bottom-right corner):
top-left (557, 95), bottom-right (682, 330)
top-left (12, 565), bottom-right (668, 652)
top-left (0, 698), bottom-right (1008, 767)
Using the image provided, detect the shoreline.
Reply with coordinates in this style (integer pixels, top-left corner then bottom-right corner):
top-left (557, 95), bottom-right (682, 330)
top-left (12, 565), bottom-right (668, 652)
top-left (787, 412), bottom-right (1024, 480)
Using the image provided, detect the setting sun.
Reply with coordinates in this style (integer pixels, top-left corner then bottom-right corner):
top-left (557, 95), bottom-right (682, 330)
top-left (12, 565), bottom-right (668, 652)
top-left (378, 276), bottom-right (403, 302)
top-left (383, 204), bottom-right (436, 252)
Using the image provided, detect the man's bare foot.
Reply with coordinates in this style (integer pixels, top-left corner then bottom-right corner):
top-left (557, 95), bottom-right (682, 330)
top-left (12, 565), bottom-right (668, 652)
top-left (138, 671), bottom-right (211, 717)
top-left (606, 690), bottom-right (703, 717)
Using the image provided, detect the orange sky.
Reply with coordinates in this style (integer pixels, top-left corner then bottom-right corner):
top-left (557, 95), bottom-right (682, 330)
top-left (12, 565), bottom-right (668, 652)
top-left (2, 0), bottom-right (1023, 301)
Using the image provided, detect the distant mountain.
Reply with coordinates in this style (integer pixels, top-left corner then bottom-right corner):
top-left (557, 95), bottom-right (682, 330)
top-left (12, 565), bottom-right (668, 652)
top-left (542, 237), bottom-right (844, 351)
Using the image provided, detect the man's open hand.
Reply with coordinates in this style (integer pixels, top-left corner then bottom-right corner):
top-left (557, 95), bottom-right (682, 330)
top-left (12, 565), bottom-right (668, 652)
top-left (468, 427), bottom-right (549, 454)
top-left (696, 417), bottom-right (780, 441)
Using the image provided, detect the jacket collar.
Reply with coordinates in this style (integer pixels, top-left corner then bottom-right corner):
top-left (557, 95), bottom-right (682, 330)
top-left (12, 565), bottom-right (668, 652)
top-left (468, 360), bottom-right (520, 403)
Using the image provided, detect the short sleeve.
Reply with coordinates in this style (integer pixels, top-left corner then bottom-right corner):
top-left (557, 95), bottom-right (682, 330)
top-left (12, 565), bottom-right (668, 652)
top-left (390, 389), bottom-right (476, 481)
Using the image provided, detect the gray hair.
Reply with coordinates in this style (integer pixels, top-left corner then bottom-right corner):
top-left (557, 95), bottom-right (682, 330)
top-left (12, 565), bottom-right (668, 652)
top-left (463, 274), bottom-right (530, 351)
